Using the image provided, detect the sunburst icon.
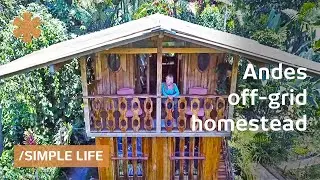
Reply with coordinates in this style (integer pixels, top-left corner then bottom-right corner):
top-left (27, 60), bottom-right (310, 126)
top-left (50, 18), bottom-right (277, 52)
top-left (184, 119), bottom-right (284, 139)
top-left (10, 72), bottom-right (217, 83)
top-left (13, 11), bottom-right (41, 43)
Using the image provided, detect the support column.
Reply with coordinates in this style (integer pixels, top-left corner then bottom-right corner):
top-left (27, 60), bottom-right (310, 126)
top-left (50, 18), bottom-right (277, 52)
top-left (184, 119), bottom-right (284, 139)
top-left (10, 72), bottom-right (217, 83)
top-left (80, 57), bottom-right (91, 134)
top-left (228, 55), bottom-right (239, 118)
top-left (96, 137), bottom-right (115, 180)
top-left (227, 55), bottom-right (239, 131)
top-left (200, 137), bottom-right (222, 180)
top-left (156, 35), bottom-right (163, 132)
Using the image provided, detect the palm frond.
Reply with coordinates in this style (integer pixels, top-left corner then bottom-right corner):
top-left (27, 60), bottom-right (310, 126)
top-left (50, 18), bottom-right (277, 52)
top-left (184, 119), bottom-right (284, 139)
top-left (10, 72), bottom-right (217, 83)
top-left (281, 8), bottom-right (298, 21)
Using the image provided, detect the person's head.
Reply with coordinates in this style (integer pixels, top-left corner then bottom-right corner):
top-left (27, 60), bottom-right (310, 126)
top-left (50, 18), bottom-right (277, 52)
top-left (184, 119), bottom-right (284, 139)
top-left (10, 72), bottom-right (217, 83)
top-left (165, 74), bottom-right (174, 85)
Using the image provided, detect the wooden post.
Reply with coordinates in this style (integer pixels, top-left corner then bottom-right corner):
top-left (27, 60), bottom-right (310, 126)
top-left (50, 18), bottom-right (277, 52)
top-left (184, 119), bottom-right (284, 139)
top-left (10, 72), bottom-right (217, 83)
top-left (156, 35), bottom-right (163, 133)
top-left (200, 137), bottom-right (222, 180)
top-left (227, 55), bottom-right (239, 121)
top-left (147, 56), bottom-right (150, 94)
top-left (177, 54), bottom-right (181, 87)
top-left (150, 137), bottom-right (170, 180)
top-left (143, 138), bottom-right (152, 180)
top-left (80, 57), bottom-right (91, 134)
top-left (150, 36), bottom-right (166, 180)
top-left (96, 137), bottom-right (115, 180)
top-left (96, 53), bottom-right (102, 81)
top-left (183, 54), bottom-right (188, 94)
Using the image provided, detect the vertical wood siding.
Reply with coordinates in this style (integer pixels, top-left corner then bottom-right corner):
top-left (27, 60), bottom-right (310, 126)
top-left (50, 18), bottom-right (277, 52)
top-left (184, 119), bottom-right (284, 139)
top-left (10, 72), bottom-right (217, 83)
top-left (180, 53), bottom-right (227, 95)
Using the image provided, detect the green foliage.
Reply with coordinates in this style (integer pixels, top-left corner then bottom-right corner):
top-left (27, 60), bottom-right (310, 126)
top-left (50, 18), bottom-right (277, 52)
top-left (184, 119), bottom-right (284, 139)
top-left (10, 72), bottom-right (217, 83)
top-left (133, 1), bottom-right (173, 19)
top-left (132, 0), bottom-right (196, 22)
top-left (197, 6), bottom-right (225, 30)
top-left (0, 3), bottom-right (83, 179)
top-left (298, 2), bottom-right (316, 21)
top-left (286, 164), bottom-right (320, 180)
top-left (0, 149), bottom-right (60, 179)
top-left (251, 28), bottom-right (287, 50)
top-left (233, 59), bottom-right (320, 179)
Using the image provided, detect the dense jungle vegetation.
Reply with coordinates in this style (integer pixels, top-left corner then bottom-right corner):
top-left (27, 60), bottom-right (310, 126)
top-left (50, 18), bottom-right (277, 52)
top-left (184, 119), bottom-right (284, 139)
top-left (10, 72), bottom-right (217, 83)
top-left (0, 0), bottom-right (319, 179)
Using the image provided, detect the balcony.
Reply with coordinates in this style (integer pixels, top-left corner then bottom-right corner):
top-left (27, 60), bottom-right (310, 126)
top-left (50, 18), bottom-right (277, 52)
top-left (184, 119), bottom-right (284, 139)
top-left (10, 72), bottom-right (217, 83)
top-left (84, 94), bottom-right (230, 137)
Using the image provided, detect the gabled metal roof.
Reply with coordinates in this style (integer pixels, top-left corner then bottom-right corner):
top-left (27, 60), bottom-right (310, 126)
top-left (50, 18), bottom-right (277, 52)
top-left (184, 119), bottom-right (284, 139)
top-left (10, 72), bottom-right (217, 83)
top-left (1, 13), bottom-right (319, 78)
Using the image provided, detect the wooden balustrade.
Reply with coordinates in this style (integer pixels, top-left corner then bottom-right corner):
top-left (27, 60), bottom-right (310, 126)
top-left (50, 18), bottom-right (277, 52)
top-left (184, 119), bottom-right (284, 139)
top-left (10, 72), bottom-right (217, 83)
top-left (87, 96), bottom-right (157, 133)
top-left (84, 94), bottom-right (229, 135)
top-left (162, 95), bottom-right (228, 132)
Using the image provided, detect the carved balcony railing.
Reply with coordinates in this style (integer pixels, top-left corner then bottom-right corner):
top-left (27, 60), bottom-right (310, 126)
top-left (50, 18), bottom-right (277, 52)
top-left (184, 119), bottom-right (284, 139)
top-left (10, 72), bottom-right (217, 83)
top-left (85, 94), bottom-right (157, 134)
top-left (83, 94), bottom-right (230, 136)
top-left (160, 95), bottom-right (229, 133)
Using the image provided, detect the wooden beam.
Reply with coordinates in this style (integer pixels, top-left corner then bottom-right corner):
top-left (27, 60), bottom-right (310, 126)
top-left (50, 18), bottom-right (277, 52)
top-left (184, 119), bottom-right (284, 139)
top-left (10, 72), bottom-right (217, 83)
top-left (200, 138), bottom-right (221, 180)
top-left (143, 138), bottom-right (152, 180)
top-left (87, 130), bottom-right (231, 137)
top-left (169, 137), bottom-right (176, 180)
top-left (96, 137), bottom-right (115, 180)
top-left (151, 138), bottom-right (157, 180)
top-left (146, 56), bottom-right (150, 94)
top-left (104, 48), bottom-right (223, 54)
top-left (182, 54), bottom-right (188, 94)
top-left (179, 137), bottom-right (185, 179)
top-left (177, 54), bottom-right (181, 87)
top-left (228, 55), bottom-right (239, 119)
top-left (154, 138), bottom-right (170, 180)
top-left (80, 57), bottom-right (90, 134)
top-left (156, 36), bottom-right (163, 133)
top-left (95, 53), bottom-right (102, 81)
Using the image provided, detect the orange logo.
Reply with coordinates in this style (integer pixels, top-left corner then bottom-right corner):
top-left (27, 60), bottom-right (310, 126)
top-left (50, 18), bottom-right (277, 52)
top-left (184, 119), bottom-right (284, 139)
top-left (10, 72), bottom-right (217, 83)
top-left (14, 145), bottom-right (110, 167)
top-left (13, 11), bottom-right (41, 43)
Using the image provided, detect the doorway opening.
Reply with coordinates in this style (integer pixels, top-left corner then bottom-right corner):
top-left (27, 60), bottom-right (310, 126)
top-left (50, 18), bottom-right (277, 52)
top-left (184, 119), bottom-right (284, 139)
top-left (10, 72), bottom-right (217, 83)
top-left (149, 54), bottom-right (179, 95)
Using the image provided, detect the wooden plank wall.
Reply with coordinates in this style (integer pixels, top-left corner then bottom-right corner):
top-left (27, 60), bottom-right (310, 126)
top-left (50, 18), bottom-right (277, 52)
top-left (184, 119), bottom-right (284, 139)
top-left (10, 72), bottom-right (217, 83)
top-left (96, 137), bottom-right (115, 180)
top-left (180, 53), bottom-right (226, 94)
top-left (200, 137), bottom-right (222, 180)
top-left (89, 53), bottom-right (136, 95)
top-left (97, 137), bottom-right (222, 180)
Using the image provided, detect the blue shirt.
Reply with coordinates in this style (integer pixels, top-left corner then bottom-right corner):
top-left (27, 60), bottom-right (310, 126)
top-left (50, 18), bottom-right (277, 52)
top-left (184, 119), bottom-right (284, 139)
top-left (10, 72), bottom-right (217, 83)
top-left (161, 83), bottom-right (180, 97)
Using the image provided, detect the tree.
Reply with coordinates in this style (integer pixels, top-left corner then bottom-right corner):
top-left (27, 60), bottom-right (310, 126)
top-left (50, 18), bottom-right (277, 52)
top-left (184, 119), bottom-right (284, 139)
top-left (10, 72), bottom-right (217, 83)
top-left (0, 3), bottom-right (83, 179)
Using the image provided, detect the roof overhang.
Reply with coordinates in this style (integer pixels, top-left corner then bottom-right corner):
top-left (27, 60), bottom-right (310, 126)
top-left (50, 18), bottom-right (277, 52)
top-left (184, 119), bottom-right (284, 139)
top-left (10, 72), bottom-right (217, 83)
top-left (1, 13), bottom-right (320, 78)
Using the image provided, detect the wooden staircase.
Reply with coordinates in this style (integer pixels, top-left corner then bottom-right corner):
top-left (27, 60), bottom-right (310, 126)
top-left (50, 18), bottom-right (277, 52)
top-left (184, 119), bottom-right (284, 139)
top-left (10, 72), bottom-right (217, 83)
top-left (218, 139), bottom-right (234, 180)
top-left (218, 151), bottom-right (228, 180)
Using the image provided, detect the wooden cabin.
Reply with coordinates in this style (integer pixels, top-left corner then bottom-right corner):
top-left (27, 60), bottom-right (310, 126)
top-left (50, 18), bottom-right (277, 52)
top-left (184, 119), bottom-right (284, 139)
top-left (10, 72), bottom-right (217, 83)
top-left (1, 14), bottom-right (320, 180)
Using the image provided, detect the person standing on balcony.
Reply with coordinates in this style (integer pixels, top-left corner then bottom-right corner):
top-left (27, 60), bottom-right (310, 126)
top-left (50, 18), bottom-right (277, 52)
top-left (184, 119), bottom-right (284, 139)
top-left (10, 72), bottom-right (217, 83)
top-left (161, 74), bottom-right (180, 120)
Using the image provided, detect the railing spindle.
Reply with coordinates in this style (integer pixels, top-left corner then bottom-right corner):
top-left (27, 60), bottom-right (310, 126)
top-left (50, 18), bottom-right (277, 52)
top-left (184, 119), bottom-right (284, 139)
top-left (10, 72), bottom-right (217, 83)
top-left (178, 98), bottom-right (187, 132)
top-left (119, 97), bottom-right (128, 132)
top-left (216, 97), bottom-right (226, 131)
top-left (165, 98), bottom-right (174, 132)
top-left (92, 98), bottom-right (103, 131)
top-left (204, 98), bottom-right (213, 120)
top-left (106, 98), bottom-right (116, 131)
top-left (132, 98), bottom-right (141, 132)
top-left (144, 98), bottom-right (153, 131)
top-left (190, 98), bottom-right (200, 130)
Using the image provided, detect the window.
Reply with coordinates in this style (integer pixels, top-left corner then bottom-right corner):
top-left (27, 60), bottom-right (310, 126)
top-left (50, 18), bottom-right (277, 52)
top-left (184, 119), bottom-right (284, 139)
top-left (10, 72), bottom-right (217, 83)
top-left (107, 54), bottom-right (121, 72)
top-left (197, 53), bottom-right (210, 72)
